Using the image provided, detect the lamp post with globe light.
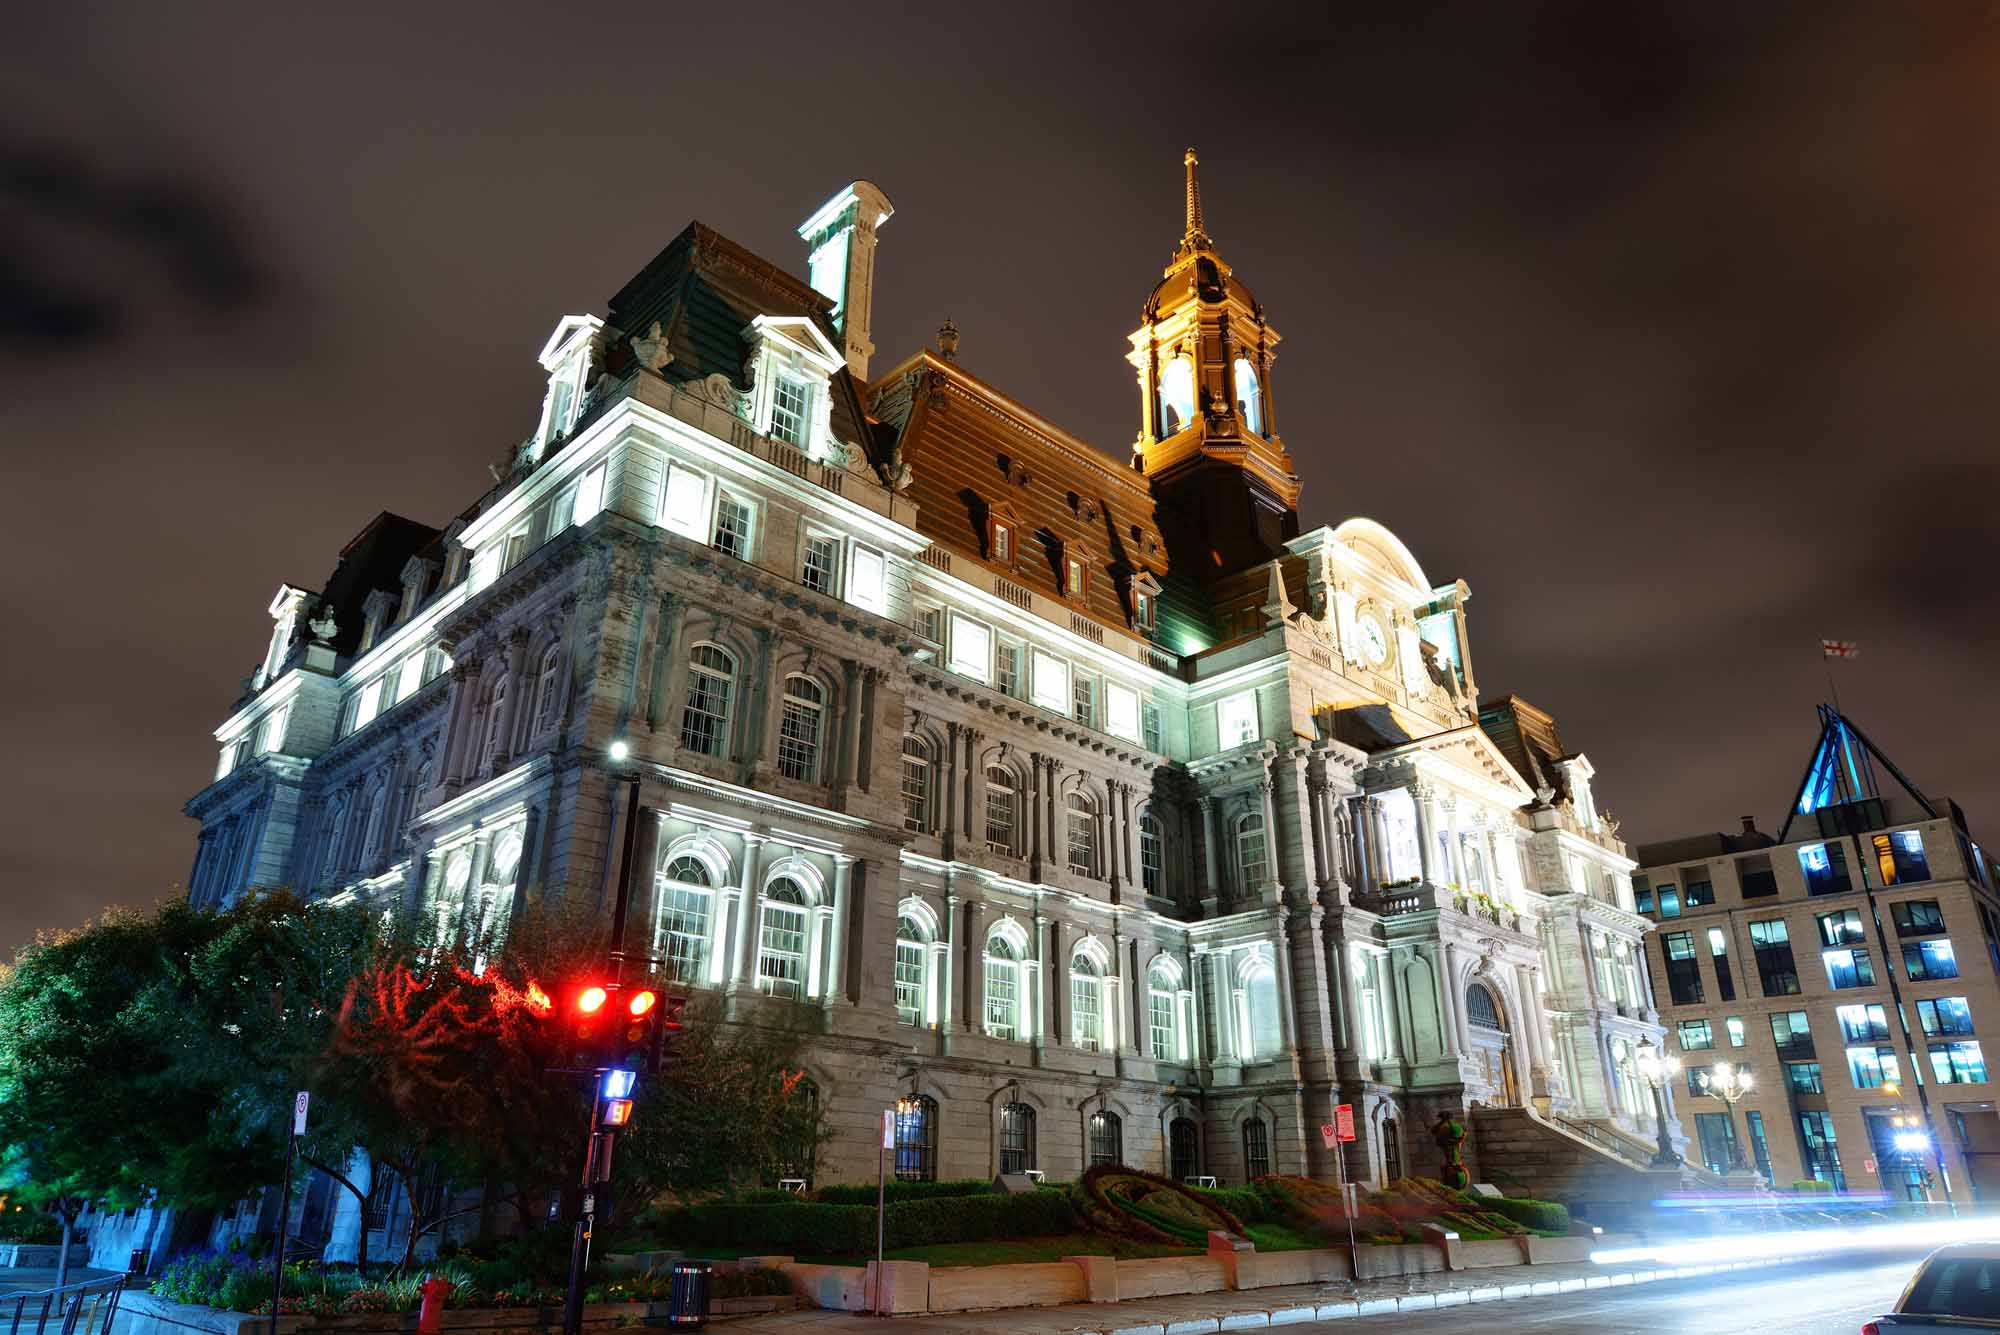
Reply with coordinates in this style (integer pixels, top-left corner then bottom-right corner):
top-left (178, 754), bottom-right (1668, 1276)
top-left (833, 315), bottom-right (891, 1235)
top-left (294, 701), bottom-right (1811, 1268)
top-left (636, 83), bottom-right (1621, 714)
top-left (1696, 1061), bottom-right (1755, 1171)
top-left (1635, 1039), bottom-right (1682, 1166)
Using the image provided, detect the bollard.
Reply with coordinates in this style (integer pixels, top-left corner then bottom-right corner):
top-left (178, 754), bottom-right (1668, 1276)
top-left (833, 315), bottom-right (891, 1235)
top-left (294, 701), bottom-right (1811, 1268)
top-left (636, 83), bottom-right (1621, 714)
top-left (417, 1273), bottom-right (456, 1335)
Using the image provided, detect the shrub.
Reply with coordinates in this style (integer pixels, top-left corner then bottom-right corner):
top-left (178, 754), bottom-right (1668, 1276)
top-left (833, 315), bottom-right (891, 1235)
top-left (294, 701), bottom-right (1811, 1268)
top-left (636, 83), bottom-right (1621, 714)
top-left (814, 1178), bottom-right (995, 1205)
top-left (644, 1189), bottom-right (1075, 1255)
top-left (1791, 1179), bottom-right (1835, 1193)
top-left (0, 1212), bottom-right (67, 1244)
top-left (1486, 1197), bottom-right (1569, 1234)
top-left (1191, 1184), bottom-right (1269, 1224)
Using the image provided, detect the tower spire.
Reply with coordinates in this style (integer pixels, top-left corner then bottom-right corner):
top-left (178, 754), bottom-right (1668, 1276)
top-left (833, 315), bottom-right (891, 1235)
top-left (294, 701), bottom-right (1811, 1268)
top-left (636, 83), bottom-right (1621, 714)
top-left (1178, 147), bottom-right (1212, 258)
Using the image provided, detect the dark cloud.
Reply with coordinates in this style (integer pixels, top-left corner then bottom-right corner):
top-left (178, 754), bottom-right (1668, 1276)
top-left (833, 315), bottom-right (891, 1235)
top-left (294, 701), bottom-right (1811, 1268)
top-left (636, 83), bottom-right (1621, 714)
top-left (1, 0), bottom-right (1995, 952)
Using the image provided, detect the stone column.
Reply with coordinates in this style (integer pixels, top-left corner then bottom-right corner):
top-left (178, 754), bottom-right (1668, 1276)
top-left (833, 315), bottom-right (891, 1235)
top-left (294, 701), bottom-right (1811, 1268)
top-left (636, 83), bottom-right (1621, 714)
top-left (1045, 916), bottom-right (1065, 1049)
top-left (491, 628), bottom-right (531, 767)
top-left (1259, 777), bottom-right (1282, 896)
top-left (961, 898), bottom-right (985, 1033)
top-left (1199, 795), bottom-right (1220, 897)
top-left (730, 834), bottom-right (769, 990)
top-left (1413, 785), bottom-right (1436, 884)
top-left (962, 728), bottom-right (980, 843)
top-left (940, 878), bottom-right (959, 1037)
top-left (1438, 944), bottom-right (1466, 1059)
top-left (823, 854), bottom-right (855, 1004)
top-left (1129, 936), bottom-right (1148, 1058)
top-left (1106, 779), bottom-right (1124, 897)
top-left (1187, 945), bottom-right (1209, 1066)
top-left (856, 667), bottom-right (880, 791)
top-left (834, 659), bottom-right (862, 796)
top-left (1306, 767), bottom-right (1332, 890)
top-left (1028, 754), bottom-right (1045, 879)
top-left (1272, 911), bottom-right (1300, 1054)
top-left (441, 662), bottom-right (478, 786)
top-left (941, 721), bottom-right (961, 859)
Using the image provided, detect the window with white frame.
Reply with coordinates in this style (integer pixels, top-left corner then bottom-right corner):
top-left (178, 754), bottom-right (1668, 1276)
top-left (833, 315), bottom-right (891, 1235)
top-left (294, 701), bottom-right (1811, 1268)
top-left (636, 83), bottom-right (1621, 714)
top-left (574, 463), bottom-right (607, 526)
top-left (1031, 649), bottom-right (1070, 713)
top-left (985, 767), bottom-right (1017, 855)
top-left (396, 651), bottom-right (425, 705)
top-left (1071, 950), bottom-right (1105, 1051)
top-left (1217, 690), bottom-right (1259, 748)
top-left (802, 531), bottom-right (840, 594)
top-left (1072, 674), bottom-right (1096, 728)
top-left (654, 854), bottom-right (714, 984)
top-left (533, 644), bottom-right (564, 733)
top-left (901, 736), bottom-right (932, 833)
top-left (1067, 791), bottom-right (1100, 877)
top-left (479, 675), bottom-right (508, 765)
top-left (1239, 956), bottom-right (1283, 1059)
top-left (503, 525), bottom-right (531, 571)
top-left (1143, 702), bottom-right (1163, 752)
top-left (1148, 958), bottom-right (1181, 1060)
top-left (353, 677), bottom-right (385, 733)
top-left (757, 878), bottom-right (810, 999)
top-left (712, 492), bottom-right (753, 559)
top-left (1104, 682), bottom-right (1140, 741)
top-left (777, 675), bottom-right (825, 782)
top-left (770, 376), bottom-right (811, 446)
top-left (1236, 811), bottom-right (1269, 889)
top-left (848, 544), bottom-right (887, 615)
top-left (984, 932), bottom-right (1022, 1039)
top-left (660, 462), bottom-right (709, 540)
top-left (895, 916), bottom-right (928, 1025)
top-left (680, 643), bottom-right (735, 757)
top-left (948, 613), bottom-right (992, 682)
top-left (996, 639), bottom-right (1023, 697)
top-left (260, 705), bottom-right (290, 754)
top-left (1140, 812), bottom-right (1162, 894)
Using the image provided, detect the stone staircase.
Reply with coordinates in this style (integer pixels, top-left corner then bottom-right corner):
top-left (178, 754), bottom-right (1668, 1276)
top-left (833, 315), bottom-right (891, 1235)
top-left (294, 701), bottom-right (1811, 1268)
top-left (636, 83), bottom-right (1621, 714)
top-left (1471, 1105), bottom-right (1738, 1226)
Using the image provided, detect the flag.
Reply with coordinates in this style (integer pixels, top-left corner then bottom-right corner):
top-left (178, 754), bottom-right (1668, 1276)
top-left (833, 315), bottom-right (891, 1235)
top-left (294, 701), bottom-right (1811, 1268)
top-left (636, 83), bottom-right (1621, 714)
top-left (1822, 639), bottom-right (1859, 660)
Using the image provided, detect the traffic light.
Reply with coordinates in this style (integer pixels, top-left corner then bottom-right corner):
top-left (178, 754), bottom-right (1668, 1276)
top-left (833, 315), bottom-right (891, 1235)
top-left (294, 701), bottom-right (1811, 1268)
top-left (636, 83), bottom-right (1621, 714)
top-left (563, 982), bottom-right (611, 1069)
top-left (608, 987), bottom-right (659, 1073)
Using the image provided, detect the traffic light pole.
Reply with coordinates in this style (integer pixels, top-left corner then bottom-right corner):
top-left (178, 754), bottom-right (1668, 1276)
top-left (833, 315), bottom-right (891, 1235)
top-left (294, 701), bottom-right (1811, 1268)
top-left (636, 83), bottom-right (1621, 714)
top-left (560, 1096), bottom-right (604, 1335)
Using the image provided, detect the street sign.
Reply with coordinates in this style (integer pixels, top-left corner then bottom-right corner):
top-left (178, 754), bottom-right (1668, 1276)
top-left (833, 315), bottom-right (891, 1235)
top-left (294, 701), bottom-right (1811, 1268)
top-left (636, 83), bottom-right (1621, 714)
top-left (1865, 1156), bottom-right (1877, 1175)
top-left (293, 1091), bottom-right (310, 1135)
top-left (882, 1108), bottom-right (896, 1149)
top-left (1319, 1123), bottom-right (1337, 1149)
top-left (1335, 1104), bottom-right (1356, 1142)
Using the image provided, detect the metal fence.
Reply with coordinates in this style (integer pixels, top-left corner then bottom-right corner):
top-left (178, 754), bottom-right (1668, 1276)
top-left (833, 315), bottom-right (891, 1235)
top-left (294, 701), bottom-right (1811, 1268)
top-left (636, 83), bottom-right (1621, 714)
top-left (4, 1275), bottom-right (124, 1335)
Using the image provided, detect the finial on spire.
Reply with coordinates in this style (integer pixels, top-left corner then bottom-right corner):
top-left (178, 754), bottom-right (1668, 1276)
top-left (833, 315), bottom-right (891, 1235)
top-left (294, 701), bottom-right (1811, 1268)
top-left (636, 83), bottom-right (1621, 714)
top-left (1178, 147), bottom-right (1212, 258)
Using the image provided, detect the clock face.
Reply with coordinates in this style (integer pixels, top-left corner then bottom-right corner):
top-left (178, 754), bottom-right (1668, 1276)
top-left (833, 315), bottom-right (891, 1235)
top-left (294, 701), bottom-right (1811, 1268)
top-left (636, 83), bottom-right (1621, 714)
top-left (1359, 612), bottom-right (1390, 666)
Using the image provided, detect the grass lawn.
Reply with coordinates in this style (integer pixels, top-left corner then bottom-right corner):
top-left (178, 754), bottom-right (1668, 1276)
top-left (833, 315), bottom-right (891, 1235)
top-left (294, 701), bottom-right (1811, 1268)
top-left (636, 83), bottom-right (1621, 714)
top-left (1242, 1222), bottom-right (1329, 1252)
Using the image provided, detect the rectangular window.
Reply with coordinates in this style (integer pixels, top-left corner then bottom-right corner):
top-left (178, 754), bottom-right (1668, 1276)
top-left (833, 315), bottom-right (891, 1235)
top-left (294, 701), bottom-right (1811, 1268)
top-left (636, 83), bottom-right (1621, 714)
top-left (660, 462), bottom-right (708, 539)
top-left (802, 532), bottom-right (840, 595)
top-left (351, 678), bottom-right (384, 733)
top-left (1836, 1003), bottom-right (1891, 1043)
top-left (1787, 1061), bottom-right (1825, 1095)
top-left (1217, 690), bottom-right (1259, 748)
top-left (1891, 899), bottom-right (1947, 936)
top-left (396, 652), bottom-right (424, 704)
top-left (1030, 649), bottom-right (1070, 713)
top-left (1693, 1112), bottom-right (1739, 1176)
top-left (1873, 829), bottom-right (1932, 885)
top-left (756, 902), bottom-right (808, 1001)
top-left (1746, 1110), bottom-right (1774, 1181)
top-left (1677, 1019), bottom-right (1715, 1050)
top-left (1737, 855), bottom-right (1778, 898)
top-left (1657, 887), bottom-right (1682, 918)
top-left (984, 959), bottom-right (1017, 1039)
top-left (1708, 927), bottom-right (1737, 1002)
top-left (1143, 703), bottom-right (1164, 753)
top-left (1684, 877), bottom-right (1716, 908)
top-left (1072, 674), bottom-right (1096, 727)
top-left (914, 603), bottom-right (942, 643)
top-left (990, 521), bottom-right (1011, 564)
top-left (894, 938), bottom-right (924, 1026)
top-left (260, 704), bottom-right (290, 753)
top-left (770, 376), bottom-right (811, 446)
top-left (1918, 996), bottom-right (1974, 1037)
top-left (1149, 989), bottom-right (1176, 1060)
top-left (848, 544), bottom-right (887, 615)
top-left (1635, 885), bottom-right (1655, 914)
top-left (1662, 931), bottom-right (1704, 1005)
top-left (1134, 590), bottom-right (1154, 630)
top-left (1799, 842), bottom-right (1852, 895)
top-left (1818, 909), bottom-right (1867, 946)
top-left (1905, 939), bottom-right (1960, 980)
top-left (712, 493), bottom-right (752, 559)
top-left (1930, 1040), bottom-right (1987, 1085)
top-left (502, 526), bottom-right (531, 571)
top-left (1070, 975), bottom-right (1101, 1051)
top-left (1797, 1110), bottom-right (1844, 1189)
top-left (1845, 1044), bottom-right (1899, 1090)
top-left (947, 613), bottom-right (993, 683)
top-left (1749, 918), bottom-right (1801, 996)
top-left (1104, 682), bottom-right (1141, 742)
top-left (1726, 1015), bottom-right (1747, 1047)
top-left (1684, 1065), bottom-right (1714, 1099)
top-left (995, 639), bottom-right (1022, 697)
top-left (1065, 556), bottom-right (1087, 599)
top-left (1822, 947), bottom-right (1877, 990)
top-left (1770, 1010), bottom-right (1816, 1056)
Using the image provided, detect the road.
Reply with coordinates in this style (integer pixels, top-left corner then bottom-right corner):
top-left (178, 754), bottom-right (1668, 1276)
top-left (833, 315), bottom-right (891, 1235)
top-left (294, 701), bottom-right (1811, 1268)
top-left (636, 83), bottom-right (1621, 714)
top-left (1342, 1253), bottom-right (1911, 1333)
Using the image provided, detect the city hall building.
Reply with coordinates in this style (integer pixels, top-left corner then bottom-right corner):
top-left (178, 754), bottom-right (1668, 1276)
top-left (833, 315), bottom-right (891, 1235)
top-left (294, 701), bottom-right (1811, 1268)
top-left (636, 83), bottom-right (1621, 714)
top-left (181, 156), bottom-right (1669, 1256)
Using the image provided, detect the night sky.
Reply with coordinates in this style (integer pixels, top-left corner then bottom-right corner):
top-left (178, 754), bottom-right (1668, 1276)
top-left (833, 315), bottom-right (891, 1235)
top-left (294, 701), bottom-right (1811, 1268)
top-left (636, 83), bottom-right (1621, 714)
top-left (6, 3), bottom-right (1997, 953)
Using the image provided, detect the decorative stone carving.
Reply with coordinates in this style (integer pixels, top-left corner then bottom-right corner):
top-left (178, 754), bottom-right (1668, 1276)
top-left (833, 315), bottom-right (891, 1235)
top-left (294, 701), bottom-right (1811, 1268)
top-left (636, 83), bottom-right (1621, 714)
top-left (308, 607), bottom-right (338, 643)
top-left (629, 321), bottom-right (672, 373)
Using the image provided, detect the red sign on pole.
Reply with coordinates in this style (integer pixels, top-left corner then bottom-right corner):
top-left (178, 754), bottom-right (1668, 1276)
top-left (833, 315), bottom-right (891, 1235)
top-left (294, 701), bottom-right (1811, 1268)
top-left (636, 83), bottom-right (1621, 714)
top-left (1335, 1104), bottom-right (1356, 1143)
top-left (1319, 1123), bottom-right (1337, 1149)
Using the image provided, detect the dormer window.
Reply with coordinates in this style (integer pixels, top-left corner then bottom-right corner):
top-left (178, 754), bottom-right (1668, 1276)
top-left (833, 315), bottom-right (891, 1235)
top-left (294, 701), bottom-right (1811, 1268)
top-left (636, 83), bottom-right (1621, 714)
top-left (743, 315), bottom-right (844, 460)
top-left (1130, 570), bottom-right (1162, 633)
top-left (260, 585), bottom-right (310, 686)
top-left (992, 521), bottom-right (1012, 564)
top-left (533, 315), bottom-right (604, 457)
top-left (1063, 553), bottom-right (1090, 602)
top-left (359, 590), bottom-right (396, 654)
top-left (770, 376), bottom-right (811, 447)
top-left (1135, 591), bottom-right (1154, 630)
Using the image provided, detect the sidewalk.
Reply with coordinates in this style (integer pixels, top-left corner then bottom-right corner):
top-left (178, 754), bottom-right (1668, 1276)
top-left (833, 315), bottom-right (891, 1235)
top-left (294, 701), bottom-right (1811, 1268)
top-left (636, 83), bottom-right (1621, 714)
top-left (728, 1253), bottom-right (1815, 1332)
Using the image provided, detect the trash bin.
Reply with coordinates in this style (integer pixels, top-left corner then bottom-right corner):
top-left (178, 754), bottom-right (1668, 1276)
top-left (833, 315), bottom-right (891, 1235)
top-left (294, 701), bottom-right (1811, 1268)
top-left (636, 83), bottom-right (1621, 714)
top-left (666, 1261), bottom-right (713, 1327)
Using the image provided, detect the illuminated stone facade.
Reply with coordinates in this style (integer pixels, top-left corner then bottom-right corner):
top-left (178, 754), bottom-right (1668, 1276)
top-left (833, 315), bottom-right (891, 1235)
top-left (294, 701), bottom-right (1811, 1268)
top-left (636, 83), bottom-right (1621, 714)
top-left (184, 158), bottom-right (1662, 1253)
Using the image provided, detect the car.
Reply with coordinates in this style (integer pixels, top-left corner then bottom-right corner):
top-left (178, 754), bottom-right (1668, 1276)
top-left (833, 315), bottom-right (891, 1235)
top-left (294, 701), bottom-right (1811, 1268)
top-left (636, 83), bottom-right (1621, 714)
top-left (1865, 1242), bottom-right (2000, 1331)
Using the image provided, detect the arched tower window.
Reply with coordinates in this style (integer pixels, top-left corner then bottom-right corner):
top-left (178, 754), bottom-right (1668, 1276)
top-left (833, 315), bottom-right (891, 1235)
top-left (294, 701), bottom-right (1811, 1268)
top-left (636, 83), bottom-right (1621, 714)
top-left (533, 644), bottom-right (564, 733)
top-left (1233, 357), bottom-right (1263, 435)
top-left (1158, 355), bottom-right (1196, 436)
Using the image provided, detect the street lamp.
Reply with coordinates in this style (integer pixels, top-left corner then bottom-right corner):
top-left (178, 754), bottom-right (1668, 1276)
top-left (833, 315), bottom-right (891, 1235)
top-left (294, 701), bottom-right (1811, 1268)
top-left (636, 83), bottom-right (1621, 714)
top-left (1635, 1039), bottom-right (1682, 1166)
top-left (1696, 1061), bottom-right (1755, 1171)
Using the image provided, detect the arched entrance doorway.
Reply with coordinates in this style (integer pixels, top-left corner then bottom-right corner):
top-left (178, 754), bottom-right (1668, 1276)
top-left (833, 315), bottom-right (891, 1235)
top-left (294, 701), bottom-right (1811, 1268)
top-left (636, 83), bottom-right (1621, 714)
top-left (1465, 981), bottom-right (1520, 1106)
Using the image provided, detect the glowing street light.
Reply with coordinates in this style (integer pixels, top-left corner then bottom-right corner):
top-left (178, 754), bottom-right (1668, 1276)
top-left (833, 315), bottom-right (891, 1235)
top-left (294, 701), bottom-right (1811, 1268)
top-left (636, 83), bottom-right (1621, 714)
top-left (1697, 1061), bottom-right (1755, 1172)
top-left (1635, 1039), bottom-right (1683, 1166)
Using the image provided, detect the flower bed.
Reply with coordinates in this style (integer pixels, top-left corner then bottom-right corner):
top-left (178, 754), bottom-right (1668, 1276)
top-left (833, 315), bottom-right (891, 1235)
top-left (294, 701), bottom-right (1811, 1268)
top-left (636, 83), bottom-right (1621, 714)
top-left (1075, 1166), bottom-right (1245, 1245)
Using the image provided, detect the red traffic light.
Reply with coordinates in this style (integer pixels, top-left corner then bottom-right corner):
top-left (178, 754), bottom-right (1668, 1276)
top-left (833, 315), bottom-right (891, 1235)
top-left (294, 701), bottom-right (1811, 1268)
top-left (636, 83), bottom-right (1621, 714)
top-left (627, 989), bottom-right (657, 1017)
top-left (576, 986), bottom-right (608, 1015)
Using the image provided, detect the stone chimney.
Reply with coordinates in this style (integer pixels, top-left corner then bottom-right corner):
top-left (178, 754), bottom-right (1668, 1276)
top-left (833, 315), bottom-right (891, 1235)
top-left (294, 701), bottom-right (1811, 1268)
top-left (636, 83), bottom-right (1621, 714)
top-left (1741, 815), bottom-right (1758, 835)
top-left (798, 181), bottom-right (894, 380)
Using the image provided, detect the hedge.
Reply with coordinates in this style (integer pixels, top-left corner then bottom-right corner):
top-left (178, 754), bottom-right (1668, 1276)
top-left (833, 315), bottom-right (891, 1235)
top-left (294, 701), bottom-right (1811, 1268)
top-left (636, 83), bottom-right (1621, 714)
top-left (1190, 1184), bottom-right (1270, 1224)
top-left (649, 1188), bottom-right (1076, 1254)
top-left (1486, 1197), bottom-right (1569, 1234)
top-left (1791, 1179), bottom-right (1835, 1193)
top-left (814, 1178), bottom-right (996, 1205)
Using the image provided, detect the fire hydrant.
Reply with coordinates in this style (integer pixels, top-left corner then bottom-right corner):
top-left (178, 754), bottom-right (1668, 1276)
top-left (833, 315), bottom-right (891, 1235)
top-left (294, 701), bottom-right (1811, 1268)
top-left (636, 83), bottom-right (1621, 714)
top-left (417, 1273), bottom-right (455, 1335)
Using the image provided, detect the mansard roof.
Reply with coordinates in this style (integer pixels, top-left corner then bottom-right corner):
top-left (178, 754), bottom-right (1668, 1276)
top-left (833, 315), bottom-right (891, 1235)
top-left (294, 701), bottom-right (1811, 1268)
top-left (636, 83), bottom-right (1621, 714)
top-left (1478, 694), bottom-right (1573, 802)
top-left (869, 349), bottom-right (1188, 641)
top-left (316, 512), bottom-right (441, 656)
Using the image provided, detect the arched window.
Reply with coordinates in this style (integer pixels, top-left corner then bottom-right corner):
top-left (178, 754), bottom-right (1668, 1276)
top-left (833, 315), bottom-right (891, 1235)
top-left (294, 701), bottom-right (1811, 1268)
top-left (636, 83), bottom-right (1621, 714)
top-left (1070, 948), bottom-right (1105, 1051)
top-left (1381, 1117), bottom-right (1403, 1183)
top-left (895, 915), bottom-right (928, 1026)
top-left (360, 782), bottom-right (389, 866)
top-left (1000, 1102), bottom-right (1036, 1175)
top-left (901, 736), bottom-right (932, 833)
top-left (533, 644), bottom-right (564, 733)
top-left (655, 853), bottom-right (715, 984)
top-left (1237, 955), bottom-right (1283, 1059)
top-left (1148, 958), bottom-right (1182, 1061)
top-left (1170, 1117), bottom-right (1199, 1182)
top-left (984, 767), bottom-right (1017, 855)
top-left (1466, 981), bottom-right (1504, 1031)
top-left (1088, 1110), bottom-right (1124, 1167)
top-left (757, 878), bottom-right (810, 1000)
top-left (1235, 812), bottom-right (1269, 890)
top-left (1463, 839), bottom-right (1487, 893)
top-left (893, 1094), bottom-right (937, 1182)
top-left (1233, 357), bottom-right (1263, 435)
top-left (984, 931), bottom-right (1022, 1039)
top-left (320, 796), bottom-right (350, 881)
top-left (1243, 1117), bottom-right (1272, 1180)
top-left (776, 675), bottom-right (825, 782)
top-left (481, 674), bottom-right (510, 768)
top-left (1158, 355), bottom-right (1195, 436)
top-left (680, 643), bottom-right (735, 757)
top-left (1067, 792), bottom-right (1100, 877)
top-left (1139, 811), bottom-right (1162, 895)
